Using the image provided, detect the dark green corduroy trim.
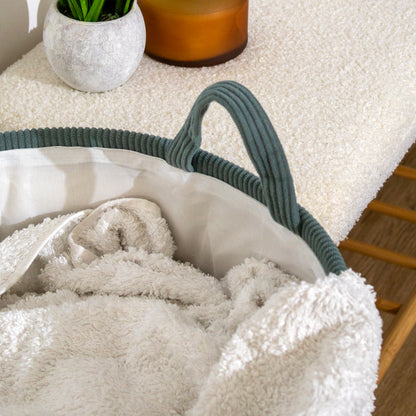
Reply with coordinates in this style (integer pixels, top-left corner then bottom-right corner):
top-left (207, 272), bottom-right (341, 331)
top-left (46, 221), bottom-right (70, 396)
top-left (166, 81), bottom-right (300, 234)
top-left (0, 77), bottom-right (346, 275)
top-left (0, 126), bottom-right (346, 275)
top-left (0, 127), bottom-right (169, 157)
top-left (191, 150), bottom-right (346, 275)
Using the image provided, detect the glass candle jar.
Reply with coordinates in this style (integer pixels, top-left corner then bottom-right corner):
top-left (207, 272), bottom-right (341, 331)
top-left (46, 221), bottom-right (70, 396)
top-left (137, 0), bottom-right (248, 67)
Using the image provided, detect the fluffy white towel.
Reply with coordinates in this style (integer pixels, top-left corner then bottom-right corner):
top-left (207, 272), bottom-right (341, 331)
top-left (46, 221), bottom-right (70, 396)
top-left (0, 198), bottom-right (382, 415)
top-left (67, 198), bottom-right (176, 266)
top-left (0, 210), bottom-right (91, 296)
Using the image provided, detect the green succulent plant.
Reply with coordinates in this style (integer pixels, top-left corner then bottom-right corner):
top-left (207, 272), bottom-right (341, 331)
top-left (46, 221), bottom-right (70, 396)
top-left (58, 0), bottom-right (134, 22)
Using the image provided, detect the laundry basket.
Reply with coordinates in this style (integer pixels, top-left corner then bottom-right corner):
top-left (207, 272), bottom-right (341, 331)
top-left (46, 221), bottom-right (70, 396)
top-left (0, 81), bottom-right (381, 415)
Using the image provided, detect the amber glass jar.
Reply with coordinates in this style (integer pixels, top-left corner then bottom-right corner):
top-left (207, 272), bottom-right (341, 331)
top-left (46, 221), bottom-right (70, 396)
top-left (137, 0), bottom-right (248, 67)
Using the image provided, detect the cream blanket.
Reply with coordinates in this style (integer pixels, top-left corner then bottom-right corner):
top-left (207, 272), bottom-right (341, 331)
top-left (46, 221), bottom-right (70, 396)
top-left (0, 199), bottom-right (381, 415)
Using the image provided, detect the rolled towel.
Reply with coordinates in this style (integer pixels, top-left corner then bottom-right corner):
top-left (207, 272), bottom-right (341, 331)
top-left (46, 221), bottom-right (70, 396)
top-left (68, 198), bottom-right (175, 266)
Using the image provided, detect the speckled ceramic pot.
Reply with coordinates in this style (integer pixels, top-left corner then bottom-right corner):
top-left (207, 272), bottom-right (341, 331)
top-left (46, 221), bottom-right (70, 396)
top-left (43, 2), bottom-right (146, 92)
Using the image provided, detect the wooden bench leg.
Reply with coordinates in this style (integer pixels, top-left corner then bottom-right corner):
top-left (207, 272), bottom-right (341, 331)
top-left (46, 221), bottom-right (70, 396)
top-left (340, 166), bottom-right (416, 383)
top-left (377, 286), bottom-right (416, 382)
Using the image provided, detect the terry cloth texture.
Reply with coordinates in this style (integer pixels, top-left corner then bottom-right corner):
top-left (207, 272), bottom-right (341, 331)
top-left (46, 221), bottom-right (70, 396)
top-left (1, 0), bottom-right (416, 244)
top-left (0, 198), bottom-right (381, 415)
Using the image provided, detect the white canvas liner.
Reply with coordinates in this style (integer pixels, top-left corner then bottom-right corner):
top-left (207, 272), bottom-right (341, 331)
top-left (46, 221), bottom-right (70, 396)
top-left (0, 146), bottom-right (326, 282)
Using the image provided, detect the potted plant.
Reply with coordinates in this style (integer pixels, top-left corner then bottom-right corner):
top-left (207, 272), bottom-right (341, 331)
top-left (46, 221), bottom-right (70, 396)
top-left (43, 0), bottom-right (146, 92)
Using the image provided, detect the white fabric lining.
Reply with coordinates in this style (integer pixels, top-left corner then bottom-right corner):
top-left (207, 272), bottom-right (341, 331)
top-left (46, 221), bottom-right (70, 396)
top-left (0, 146), bottom-right (325, 282)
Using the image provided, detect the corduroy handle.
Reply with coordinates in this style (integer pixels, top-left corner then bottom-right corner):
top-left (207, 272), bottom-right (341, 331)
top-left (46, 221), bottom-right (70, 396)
top-left (166, 81), bottom-right (300, 233)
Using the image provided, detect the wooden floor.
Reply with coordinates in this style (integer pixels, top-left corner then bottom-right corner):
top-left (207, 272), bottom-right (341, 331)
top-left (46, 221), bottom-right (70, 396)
top-left (339, 142), bottom-right (416, 416)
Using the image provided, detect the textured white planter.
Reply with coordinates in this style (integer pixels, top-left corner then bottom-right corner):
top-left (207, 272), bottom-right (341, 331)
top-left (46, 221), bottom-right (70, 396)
top-left (43, 2), bottom-right (146, 92)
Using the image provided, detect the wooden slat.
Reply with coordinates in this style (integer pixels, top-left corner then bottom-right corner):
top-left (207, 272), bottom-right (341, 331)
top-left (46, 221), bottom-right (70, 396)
top-left (378, 287), bottom-right (416, 382)
top-left (367, 200), bottom-right (416, 224)
top-left (394, 165), bottom-right (416, 180)
top-left (376, 297), bottom-right (401, 314)
top-left (339, 239), bottom-right (416, 269)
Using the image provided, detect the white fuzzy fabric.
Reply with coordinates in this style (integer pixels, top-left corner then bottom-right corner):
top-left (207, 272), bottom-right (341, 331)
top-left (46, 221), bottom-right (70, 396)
top-left (66, 198), bottom-right (175, 266)
top-left (1, 0), bottom-right (416, 243)
top-left (0, 198), bottom-right (382, 415)
top-left (0, 210), bottom-right (90, 296)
